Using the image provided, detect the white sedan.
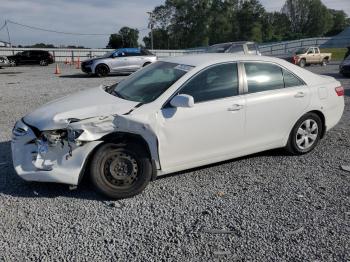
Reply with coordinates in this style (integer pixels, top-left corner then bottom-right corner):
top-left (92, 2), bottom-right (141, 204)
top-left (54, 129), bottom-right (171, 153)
top-left (12, 54), bottom-right (344, 198)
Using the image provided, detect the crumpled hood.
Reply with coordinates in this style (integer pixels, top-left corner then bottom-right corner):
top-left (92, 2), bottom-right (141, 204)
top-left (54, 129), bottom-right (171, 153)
top-left (23, 86), bottom-right (139, 130)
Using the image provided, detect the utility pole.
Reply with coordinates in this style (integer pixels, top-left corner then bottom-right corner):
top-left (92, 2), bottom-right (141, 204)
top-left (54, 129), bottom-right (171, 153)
top-left (147, 12), bottom-right (154, 50)
top-left (5, 20), bottom-right (12, 47)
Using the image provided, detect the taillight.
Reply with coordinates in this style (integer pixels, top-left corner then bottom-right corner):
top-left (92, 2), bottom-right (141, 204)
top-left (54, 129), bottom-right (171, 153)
top-left (335, 86), bottom-right (344, 96)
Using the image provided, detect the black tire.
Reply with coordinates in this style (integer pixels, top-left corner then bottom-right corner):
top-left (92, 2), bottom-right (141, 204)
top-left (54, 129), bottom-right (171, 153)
top-left (95, 64), bottom-right (110, 77)
top-left (9, 60), bottom-right (16, 67)
top-left (299, 59), bottom-right (306, 68)
top-left (143, 62), bottom-right (151, 67)
top-left (321, 58), bottom-right (328, 66)
top-left (39, 60), bottom-right (48, 66)
top-left (286, 113), bottom-right (323, 155)
top-left (90, 143), bottom-right (152, 199)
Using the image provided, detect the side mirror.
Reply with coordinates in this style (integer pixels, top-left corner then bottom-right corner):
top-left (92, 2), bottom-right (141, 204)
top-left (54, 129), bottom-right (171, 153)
top-left (170, 94), bottom-right (194, 108)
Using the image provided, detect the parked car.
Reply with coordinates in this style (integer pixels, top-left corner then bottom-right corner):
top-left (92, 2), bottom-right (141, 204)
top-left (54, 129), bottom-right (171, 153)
top-left (207, 41), bottom-right (261, 55)
top-left (81, 48), bottom-right (157, 77)
top-left (0, 55), bottom-right (10, 68)
top-left (288, 47), bottom-right (331, 67)
top-left (12, 54), bottom-right (344, 198)
top-left (339, 55), bottom-right (350, 77)
top-left (7, 50), bottom-right (54, 66)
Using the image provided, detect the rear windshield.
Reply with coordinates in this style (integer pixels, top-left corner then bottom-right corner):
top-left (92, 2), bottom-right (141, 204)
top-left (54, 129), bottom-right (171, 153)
top-left (295, 48), bottom-right (308, 55)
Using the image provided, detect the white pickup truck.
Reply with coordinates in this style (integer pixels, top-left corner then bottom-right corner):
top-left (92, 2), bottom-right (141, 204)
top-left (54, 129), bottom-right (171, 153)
top-left (291, 47), bottom-right (332, 67)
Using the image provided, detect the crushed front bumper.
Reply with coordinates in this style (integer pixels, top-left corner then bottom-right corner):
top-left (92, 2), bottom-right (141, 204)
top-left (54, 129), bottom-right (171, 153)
top-left (11, 119), bottom-right (102, 185)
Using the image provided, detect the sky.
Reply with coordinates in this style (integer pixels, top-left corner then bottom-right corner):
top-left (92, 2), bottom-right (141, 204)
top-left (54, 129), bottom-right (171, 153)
top-left (0, 0), bottom-right (349, 48)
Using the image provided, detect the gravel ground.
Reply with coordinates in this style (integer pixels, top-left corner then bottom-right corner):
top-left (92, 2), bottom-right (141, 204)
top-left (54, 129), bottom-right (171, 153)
top-left (0, 62), bottom-right (349, 261)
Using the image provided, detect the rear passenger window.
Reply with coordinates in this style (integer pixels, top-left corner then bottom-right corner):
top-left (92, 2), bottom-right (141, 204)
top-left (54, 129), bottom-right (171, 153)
top-left (244, 62), bottom-right (284, 93)
top-left (180, 63), bottom-right (239, 103)
top-left (283, 69), bottom-right (305, 87)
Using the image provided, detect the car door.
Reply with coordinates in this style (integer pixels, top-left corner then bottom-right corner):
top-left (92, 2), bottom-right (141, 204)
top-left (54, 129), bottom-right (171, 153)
top-left (20, 51), bottom-right (32, 64)
top-left (242, 62), bottom-right (310, 149)
top-left (110, 51), bottom-right (128, 72)
top-left (314, 48), bottom-right (322, 63)
top-left (158, 62), bottom-right (246, 171)
top-left (124, 50), bottom-right (143, 71)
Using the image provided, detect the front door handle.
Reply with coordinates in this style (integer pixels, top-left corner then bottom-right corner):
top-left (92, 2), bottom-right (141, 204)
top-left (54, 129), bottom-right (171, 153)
top-left (227, 104), bottom-right (244, 111)
top-left (294, 92), bottom-right (306, 98)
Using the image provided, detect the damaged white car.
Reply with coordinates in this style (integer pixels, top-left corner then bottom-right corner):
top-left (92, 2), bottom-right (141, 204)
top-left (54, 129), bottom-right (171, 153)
top-left (12, 54), bottom-right (344, 198)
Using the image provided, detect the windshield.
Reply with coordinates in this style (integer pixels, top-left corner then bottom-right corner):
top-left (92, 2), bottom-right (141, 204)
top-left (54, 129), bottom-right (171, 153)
top-left (110, 61), bottom-right (192, 103)
top-left (101, 50), bottom-right (114, 58)
top-left (295, 48), bottom-right (308, 55)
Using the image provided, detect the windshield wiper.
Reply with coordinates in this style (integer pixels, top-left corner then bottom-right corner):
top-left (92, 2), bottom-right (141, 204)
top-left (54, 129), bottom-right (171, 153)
top-left (111, 90), bottom-right (126, 99)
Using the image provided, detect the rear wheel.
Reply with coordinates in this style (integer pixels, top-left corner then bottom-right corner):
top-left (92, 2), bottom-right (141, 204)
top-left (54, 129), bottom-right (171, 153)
top-left (321, 58), bottom-right (328, 66)
top-left (9, 60), bottom-right (16, 67)
top-left (90, 143), bottom-right (152, 199)
top-left (39, 59), bottom-right (48, 66)
top-left (95, 64), bottom-right (110, 77)
top-left (286, 113), bottom-right (322, 155)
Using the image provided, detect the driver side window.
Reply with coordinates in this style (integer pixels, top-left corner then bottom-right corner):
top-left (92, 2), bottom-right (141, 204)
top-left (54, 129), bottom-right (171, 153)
top-left (179, 63), bottom-right (239, 103)
top-left (113, 51), bottom-right (126, 58)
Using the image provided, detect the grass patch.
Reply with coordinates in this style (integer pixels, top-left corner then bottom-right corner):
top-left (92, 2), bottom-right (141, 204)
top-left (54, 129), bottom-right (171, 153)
top-left (320, 48), bottom-right (347, 61)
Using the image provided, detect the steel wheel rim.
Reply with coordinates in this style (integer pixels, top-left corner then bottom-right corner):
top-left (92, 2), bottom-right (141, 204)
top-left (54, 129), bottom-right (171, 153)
top-left (101, 149), bottom-right (139, 189)
top-left (295, 119), bottom-right (318, 150)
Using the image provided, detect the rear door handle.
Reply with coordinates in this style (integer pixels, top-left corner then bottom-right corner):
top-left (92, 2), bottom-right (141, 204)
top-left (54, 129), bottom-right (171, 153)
top-left (227, 104), bottom-right (244, 111)
top-left (294, 92), bottom-right (305, 98)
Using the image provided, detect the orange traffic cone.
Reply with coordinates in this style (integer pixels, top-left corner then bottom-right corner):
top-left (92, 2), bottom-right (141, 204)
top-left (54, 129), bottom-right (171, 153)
top-left (76, 57), bottom-right (80, 69)
top-left (54, 64), bottom-right (61, 75)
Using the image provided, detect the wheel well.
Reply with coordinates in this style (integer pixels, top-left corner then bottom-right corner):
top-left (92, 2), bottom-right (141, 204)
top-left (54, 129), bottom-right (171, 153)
top-left (308, 110), bottom-right (326, 138)
top-left (95, 63), bottom-right (110, 71)
top-left (79, 132), bottom-right (157, 183)
top-left (324, 56), bottom-right (329, 60)
top-left (143, 62), bottom-right (151, 67)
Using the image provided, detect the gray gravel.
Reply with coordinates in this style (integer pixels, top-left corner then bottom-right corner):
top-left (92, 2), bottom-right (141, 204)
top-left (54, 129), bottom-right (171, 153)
top-left (0, 62), bottom-right (349, 261)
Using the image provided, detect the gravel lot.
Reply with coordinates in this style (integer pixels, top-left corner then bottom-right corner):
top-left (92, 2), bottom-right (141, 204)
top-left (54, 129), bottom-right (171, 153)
top-left (0, 62), bottom-right (349, 261)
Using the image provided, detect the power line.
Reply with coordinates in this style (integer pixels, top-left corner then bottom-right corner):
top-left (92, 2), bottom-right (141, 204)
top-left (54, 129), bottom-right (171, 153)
top-left (6, 20), bottom-right (149, 36)
top-left (0, 22), bottom-right (6, 32)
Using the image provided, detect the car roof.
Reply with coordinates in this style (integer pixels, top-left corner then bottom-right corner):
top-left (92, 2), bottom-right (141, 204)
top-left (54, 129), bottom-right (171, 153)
top-left (116, 48), bottom-right (140, 53)
top-left (210, 41), bottom-right (256, 47)
top-left (161, 54), bottom-right (286, 67)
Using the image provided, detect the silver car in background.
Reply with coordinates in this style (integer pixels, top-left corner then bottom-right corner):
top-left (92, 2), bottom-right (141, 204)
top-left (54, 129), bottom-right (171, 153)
top-left (207, 41), bottom-right (261, 55)
top-left (81, 48), bottom-right (157, 77)
top-left (0, 55), bottom-right (10, 68)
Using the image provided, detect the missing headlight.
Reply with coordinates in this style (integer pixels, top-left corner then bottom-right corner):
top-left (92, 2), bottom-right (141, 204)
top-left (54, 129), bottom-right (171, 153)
top-left (67, 128), bottom-right (84, 143)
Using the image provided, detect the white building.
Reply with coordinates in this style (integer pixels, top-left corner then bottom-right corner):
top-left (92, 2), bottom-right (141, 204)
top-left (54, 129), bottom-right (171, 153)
top-left (0, 40), bottom-right (11, 47)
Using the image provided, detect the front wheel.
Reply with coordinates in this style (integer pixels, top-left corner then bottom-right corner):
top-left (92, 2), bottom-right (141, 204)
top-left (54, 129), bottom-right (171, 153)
top-left (90, 143), bottom-right (152, 199)
top-left (299, 59), bottom-right (306, 68)
top-left (95, 64), bottom-right (110, 77)
top-left (286, 113), bottom-right (323, 155)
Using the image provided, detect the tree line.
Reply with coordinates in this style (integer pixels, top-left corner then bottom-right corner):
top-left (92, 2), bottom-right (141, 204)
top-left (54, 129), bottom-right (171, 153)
top-left (107, 0), bottom-right (349, 50)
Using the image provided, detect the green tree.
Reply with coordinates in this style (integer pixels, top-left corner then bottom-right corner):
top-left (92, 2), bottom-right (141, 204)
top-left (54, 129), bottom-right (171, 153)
top-left (326, 10), bottom-right (350, 36)
top-left (282, 0), bottom-right (333, 37)
top-left (107, 27), bottom-right (139, 49)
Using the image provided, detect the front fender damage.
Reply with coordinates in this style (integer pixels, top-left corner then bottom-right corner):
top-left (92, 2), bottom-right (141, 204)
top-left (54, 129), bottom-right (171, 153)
top-left (67, 114), bottom-right (160, 168)
top-left (29, 113), bottom-right (160, 185)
